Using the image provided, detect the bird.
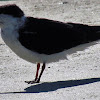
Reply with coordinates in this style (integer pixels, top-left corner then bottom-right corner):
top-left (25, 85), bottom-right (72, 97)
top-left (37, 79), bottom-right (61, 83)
top-left (0, 4), bottom-right (100, 84)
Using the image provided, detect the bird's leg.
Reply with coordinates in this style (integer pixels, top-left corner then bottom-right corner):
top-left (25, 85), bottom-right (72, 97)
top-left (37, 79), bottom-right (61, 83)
top-left (25, 63), bottom-right (46, 84)
top-left (35, 63), bottom-right (40, 81)
top-left (36, 63), bottom-right (46, 83)
top-left (25, 63), bottom-right (40, 84)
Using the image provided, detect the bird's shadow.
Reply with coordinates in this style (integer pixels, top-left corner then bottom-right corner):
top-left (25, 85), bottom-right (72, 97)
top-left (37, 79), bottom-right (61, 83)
top-left (0, 78), bottom-right (100, 94)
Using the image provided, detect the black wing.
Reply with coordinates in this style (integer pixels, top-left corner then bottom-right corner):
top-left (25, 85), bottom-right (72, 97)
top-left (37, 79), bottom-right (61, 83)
top-left (18, 17), bottom-right (99, 55)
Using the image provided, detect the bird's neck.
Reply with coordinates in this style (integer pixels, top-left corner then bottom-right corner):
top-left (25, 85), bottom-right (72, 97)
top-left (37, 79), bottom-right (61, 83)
top-left (1, 16), bottom-right (26, 47)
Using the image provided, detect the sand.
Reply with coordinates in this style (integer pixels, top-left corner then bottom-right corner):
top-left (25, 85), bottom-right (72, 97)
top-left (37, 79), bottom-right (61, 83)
top-left (0, 0), bottom-right (100, 100)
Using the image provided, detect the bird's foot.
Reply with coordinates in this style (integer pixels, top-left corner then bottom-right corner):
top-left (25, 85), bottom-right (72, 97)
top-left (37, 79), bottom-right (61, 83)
top-left (25, 79), bottom-right (40, 84)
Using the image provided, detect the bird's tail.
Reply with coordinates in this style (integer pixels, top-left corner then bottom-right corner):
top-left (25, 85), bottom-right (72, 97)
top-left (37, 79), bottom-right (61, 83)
top-left (87, 26), bottom-right (100, 42)
top-left (67, 23), bottom-right (100, 43)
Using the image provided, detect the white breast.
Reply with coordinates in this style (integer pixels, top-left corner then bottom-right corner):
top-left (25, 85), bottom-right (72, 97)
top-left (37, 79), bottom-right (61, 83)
top-left (1, 25), bottom-right (45, 63)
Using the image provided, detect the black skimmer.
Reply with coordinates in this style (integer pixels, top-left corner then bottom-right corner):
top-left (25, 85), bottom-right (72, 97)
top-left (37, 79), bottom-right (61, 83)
top-left (0, 4), bottom-right (100, 84)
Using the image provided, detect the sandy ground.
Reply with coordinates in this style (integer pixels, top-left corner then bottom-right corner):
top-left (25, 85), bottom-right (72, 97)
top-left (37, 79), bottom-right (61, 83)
top-left (0, 0), bottom-right (100, 100)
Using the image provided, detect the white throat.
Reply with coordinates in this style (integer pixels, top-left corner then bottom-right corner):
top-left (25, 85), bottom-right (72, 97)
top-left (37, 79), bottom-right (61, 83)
top-left (1, 15), bottom-right (26, 42)
top-left (1, 15), bottom-right (26, 53)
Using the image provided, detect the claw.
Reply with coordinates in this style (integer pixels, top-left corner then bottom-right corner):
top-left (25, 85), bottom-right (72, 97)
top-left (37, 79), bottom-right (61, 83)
top-left (25, 80), bottom-right (40, 84)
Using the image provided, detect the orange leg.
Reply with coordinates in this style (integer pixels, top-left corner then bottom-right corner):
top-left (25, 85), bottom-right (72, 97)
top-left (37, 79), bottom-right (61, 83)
top-left (25, 63), bottom-right (45, 84)
top-left (36, 63), bottom-right (45, 83)
top-left (35, 63), bottom-right (40, 81)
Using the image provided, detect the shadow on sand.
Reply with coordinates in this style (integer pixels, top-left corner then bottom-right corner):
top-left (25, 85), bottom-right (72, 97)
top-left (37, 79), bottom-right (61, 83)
top-left (0, 78), bottom-right (100, 93)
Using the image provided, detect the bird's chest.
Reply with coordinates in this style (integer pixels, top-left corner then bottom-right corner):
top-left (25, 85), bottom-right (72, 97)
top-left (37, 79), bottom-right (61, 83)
top-left (1, 28), bottom-right (39, 63)
top-left (1, 28), bottom-right (18, 47)
top-left (1, 27), bottom-right (48, 63)
top-left (1, 27), bottom-right (25, 59)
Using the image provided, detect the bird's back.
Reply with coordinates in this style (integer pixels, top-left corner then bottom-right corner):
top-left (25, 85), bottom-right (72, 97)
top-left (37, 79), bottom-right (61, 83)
top-left (18, 17), bottom-right (100, 55)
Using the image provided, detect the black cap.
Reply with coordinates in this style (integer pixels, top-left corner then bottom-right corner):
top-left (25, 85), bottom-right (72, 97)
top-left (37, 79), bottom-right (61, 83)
top-left (0, 4), bottom-right (24, 17)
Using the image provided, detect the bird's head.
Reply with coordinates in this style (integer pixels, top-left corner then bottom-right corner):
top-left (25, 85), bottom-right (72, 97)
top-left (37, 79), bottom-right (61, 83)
top-left (0, 4), bottom-right (25, 28)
